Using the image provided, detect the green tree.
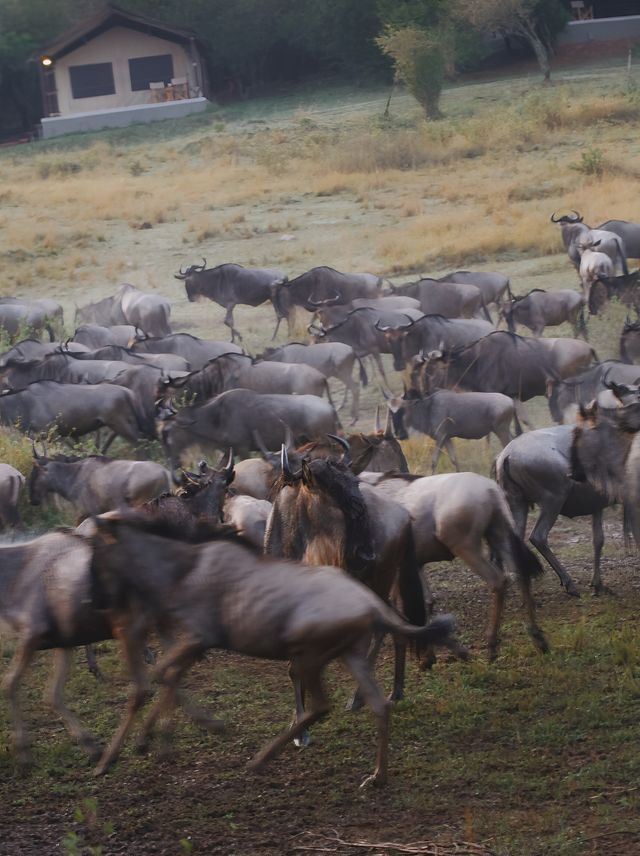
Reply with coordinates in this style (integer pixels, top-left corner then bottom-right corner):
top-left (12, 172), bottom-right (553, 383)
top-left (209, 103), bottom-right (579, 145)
top-left (376, 25), bottom-right (447, 119)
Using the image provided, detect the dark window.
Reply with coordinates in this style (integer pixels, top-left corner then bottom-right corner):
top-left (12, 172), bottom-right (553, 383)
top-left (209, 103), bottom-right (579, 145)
top-left (128, 54), bottom-right (174, 91)
top-left (69, 63), bottom-right (115, 99)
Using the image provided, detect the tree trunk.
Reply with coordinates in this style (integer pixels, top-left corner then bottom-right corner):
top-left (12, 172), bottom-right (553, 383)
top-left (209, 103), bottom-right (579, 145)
top-left (517, 19), bottom-right (551, 81)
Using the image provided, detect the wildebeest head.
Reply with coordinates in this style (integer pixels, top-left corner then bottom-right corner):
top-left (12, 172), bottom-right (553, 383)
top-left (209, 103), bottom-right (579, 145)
top-left (375, 315), bottom-right (416, 371)
top-left (174, 259), bottom-right (207, 302)
top-left (550, 210), bottom-right (583, 225)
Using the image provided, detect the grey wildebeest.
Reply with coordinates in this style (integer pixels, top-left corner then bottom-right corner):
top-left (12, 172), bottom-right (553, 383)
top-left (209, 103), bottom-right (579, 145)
top-left (88, 512), bottom-right (458, 785)
top-left (28, 450), bottom-right (173, 521)
top-left (271, 267), bottom-right (382, 337)
top-left (71, 344), bottom-right (190, 373)
top-left (578, 238), bottom-right (615, 300)
top-left (73, 324), bottom-right (139, 349)
top-left (157, 352), bottom-right (332, 408)
top-left (258, 342), bottom-right (364, 424)
top-left (0, 297), bottom-right (64, 340)
top-left (597, 218), bottom-right (640, 261)
top-left (0, 338), bottom-right (89, 367)
top-left (360, 471), bottom-right (548, 660)
top-left (0, 381), bottom-right (146, 450)
top-left (391, 278), bottom-right (488, 320)
top-left (546, 361), bottom-right (640, 424)
top-left (376, 314), bottom-right (494, 373)
top-left (159, 388), bottom-right (339, 470)
top-left (497, 392), bottom-right (640, 596)
top-left (386, 389), bottom-right (517, 472)
top-left (502, 289), bottom-right (587, 338)
top-left (551, 211), bottom-right (628, 275)
top-left (75, 284), bottom-right (171, 338)
top-left (0, 302), bottom-right (57, 343)
top-left (174, 261), bottom-right (287, 343)
top-left (129, 332), bottom-right (243, 370)
top-left (620, 317), bottom-right (640, 364)
top-left (0, 463), bottom-right (24, 530)
top-left (437, 271), bottom-right (512, 315)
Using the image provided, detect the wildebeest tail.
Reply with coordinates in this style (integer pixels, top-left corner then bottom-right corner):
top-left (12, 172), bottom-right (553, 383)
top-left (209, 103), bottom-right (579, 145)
top-left (357, 357), bottom-right (368, 387)
top-left (376, 610), bottom-right (457, 650)
top-left (506, 527), bottom-right (544, 580)
top-left (397, 527), bottom-right (427, 629)
top-left (487, 482), bottom-right (544, 580)
top-left (513, 409), bottom-right (523, 436)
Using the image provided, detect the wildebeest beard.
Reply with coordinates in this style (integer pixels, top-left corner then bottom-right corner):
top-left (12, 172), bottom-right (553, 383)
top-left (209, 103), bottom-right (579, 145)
top-left (303, 459), bottom-right (375, 577)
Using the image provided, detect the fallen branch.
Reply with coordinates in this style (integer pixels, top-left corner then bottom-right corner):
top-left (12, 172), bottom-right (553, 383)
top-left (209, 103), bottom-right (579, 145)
top-left (292, 829), bottom-right (500, 855)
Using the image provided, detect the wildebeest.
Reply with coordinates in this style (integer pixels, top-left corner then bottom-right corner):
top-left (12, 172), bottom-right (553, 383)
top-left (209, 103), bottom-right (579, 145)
top-left (157, 352), bottom-right (332, 407)
top-left (258, 342), bottom-right (364, 423)
top-left (0, 302), bottom-right (56, 343)
top-left (502, 289), bottom-right (587, 338)
top-left (578, 238), bottom-right (615, 300)
top-left (620, 317), bottom-right (640, 364)
top-left (386, 389), bottom-right (517, 472)
top-left (0, 297), bottom-right (64, 340)
top-left (0, 463), bottom-right (24, 530)
top-left (496, 391), bottom-right (640, 596)
top-left (159, 388), bottom-right (339, 470)
top-left (588, 270), bottom-right (640, 316)
top-left (73, 324), bottom-right (140, 349)
top-left (0, 338), bottom-right (89, 367)
top-left (546, 361), bottom-right (640, 424)
top-left (129, 332), bottom-right (243, 370)
top-left (271, 267), bottom-right (382, 335)
top-left (376, 314), bottom-right (494, 372)
top-left (224, 494), bottom-right (272, 549)
top-left (360, 471), bottom-right (547, 660)
top-left (75, 284), bottom-right (171, 338)
top-left (437, 271), bottom-right (512, 314)
top-left (88, 512), bottom-right (458, 785)
top-left (551, 211), bottom-right (628, 275)
top-left (595, 218), bottom-right (640, 261)
top-left (391, 278), bottom-right (487, 319)
top-left (28, 450), bottom-right (173, 521)
top-left (72, 344), bottom-right (190, 373)
top-left (0, 381), bottom-right (146, 450)
top-left (174, 261), bottom-right (287, 342)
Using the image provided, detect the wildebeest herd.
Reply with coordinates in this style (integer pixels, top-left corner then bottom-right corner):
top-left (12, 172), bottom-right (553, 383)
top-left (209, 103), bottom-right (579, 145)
top-left (1, 212), bottom-right (640, 787)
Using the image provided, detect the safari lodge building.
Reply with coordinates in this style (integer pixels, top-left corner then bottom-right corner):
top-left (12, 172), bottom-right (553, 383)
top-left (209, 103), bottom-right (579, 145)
top-left (37, 6), bottom-right (210, 139)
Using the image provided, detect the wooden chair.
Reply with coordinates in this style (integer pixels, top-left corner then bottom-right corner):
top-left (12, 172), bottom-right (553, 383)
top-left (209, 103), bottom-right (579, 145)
top-left (570, 1), bottom-right (593, 20)
top-left (149, 81), bottom-right (166, 103)
top-left (170, 77), bottom-right (189, 100)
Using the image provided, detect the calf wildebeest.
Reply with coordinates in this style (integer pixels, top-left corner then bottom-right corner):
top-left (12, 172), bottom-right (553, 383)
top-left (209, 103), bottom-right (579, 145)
top-left (258, 342), bottom-right (364, 423)
top-left (73, 324), bottom-right (139, 350)
top-left (391, 278), bottom-right (487, 320)
top-left (588, 270), bottom-right (640, 317)
top-left (271, 267), bottom-right (382, 335)
top-left (496, 391), bottom-right (640, 596)
top-left (620, 317), bottom-right (640, 364)
top-left (578, 239), bottom-right (615, 300)
top-left (0, 463), bottom-right (24, 530)
top-left (502, 289), bottom-right (587, 338)
top-left (157, 352), bottom-right (332, 408)
top-left (386, 389), bottom-right (517, 472)
top-left (174, 261), bottom-right (287, 342)
top-left (551, 211), bottom-right (628, 275)
top-left (28, 450), bottom-right (173, 521)
top-left (75, 284), bottom-right (171, 338)
top-left (159, 388), bottom-right (339, 470)
top-left (437, 271), bottom-right (512, 314)
top-left (0, 381), bottom-right (146, 450)
top-left (89, 512), bottom-right (458, 785)
top-left (360, 471), bottom-right (548, 660)
top-left (129, 332), bottom-right (243, 370)
top-left (0, 338), bottom-right (89, 367)
top-left (546, 361), bottom-right (640, 424)
top-left (378, 314), bottom-right (494, 372)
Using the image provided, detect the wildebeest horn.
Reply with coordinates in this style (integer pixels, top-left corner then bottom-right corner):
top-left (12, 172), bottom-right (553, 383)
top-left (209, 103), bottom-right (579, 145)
top-left (327, 434), bottom-right (351, 466)
top-left (374, 405), bottom-right (381, 434)
top-left (374, 319), bottom-right (392, 332)
top-left (571, 210), bottom-right (583, 223)
top-left (174, 265), bottom-right (190, 280)
top-left (223, 448), bottom-right (235, 483)
top-left (383, 407), bottom-right (394, 439)
top-left (306, 290), bottom-right (340, 308)
top-left (281, 444), bottom-right (292, 478)
top-left (550, 211), bottom-right (561, 223)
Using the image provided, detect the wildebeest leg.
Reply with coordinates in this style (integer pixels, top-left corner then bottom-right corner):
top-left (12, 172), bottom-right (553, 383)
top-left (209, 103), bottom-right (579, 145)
top-left (444, 439), bottom-right (460, 472)
top-left (291, 666), bottom-right (310, 748)
top-left (370, 353), bottom-right (390, 389)
top-left (2, 637), bottom-right (37, 765)
top-left (224, 306), bottom-right (242, 343)
top-left (528, 502), bottom-right (580, 597)
top-left (454, 544), bottom-right (508, 660)
top-left (84, 644), bottom-right (102, 681)
top-left (47, 649), bottom-right (101, 759)
top-left (590, 509), bottom-right (608, 595)
top-left (514, 399), bottom-right (534, 431)
top-left (101, 431), bottom-right (117, 455)
top-left (341, 646), bottom-right (391, 788)
top-left (431, 439), bottom-right (444, 473)
top-left (94, 625), bottom-right (150, 776)
top-left (249, 659), bottom-right (331, 770)
top-left (347, 630), bottom-right (385, 710)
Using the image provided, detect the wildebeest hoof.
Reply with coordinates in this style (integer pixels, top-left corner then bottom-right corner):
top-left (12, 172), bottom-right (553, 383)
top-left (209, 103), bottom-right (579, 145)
top-left (487, 644), bottom-right (499, 662)
top-left (360, 772), bottom-right (386, 789)
top-left (419, 651), bottom-right (437, 670)
top-left (564, 579), bottom-right (581, 598)
top-left (530, 628), bottom-right (550, 654)
top-left (294, 732), bottom-right (311, 749)
top-left (591, 583), bottom-right (615, 597)
top-left (93, 756), bottom-right (114, 777)
top-left (346, 694), bottom-right (365, 712)
top-left (81, 736), bottom-right (103, 761)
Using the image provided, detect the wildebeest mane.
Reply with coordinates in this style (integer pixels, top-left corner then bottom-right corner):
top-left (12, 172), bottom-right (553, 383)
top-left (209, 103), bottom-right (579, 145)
top-left (97, 510), bottom-right (260, 551)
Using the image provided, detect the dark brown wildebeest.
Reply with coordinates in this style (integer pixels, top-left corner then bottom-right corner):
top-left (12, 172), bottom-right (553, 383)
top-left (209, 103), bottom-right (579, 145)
top-left (272, 267), bottom-right (382, 337)
top-left (258, 342), bottom-right (364, 424)
top-left (501, 289), bottom-right (587, 338)
top-left (129, 332), bottom-right (243, 370)
top-left (496, 390), bottom-right (640, 596)
top-left (360, 470), bottom-right (548, 660)
top-left (550, 211), bottom-right (628, 274)
top-left (158, 388), bottom-right (339, 470)
top-left (89, 511), bottom-right (459, 785)
top-left (75, 284), bottom-right (171, 338)
top-left (0, 380), bottom-right (146, 450)
top-left (620, 316), bottom-right (640, 364)
top-left (0, 463), bottom-right (24, 530)
top-left (28, 450), bottom-right (172, 521)
top-left (175, 261), bottom-right (287, 343)
top-left (386, 389), bottom-right (516, 472)
top-left (588, 270), bottom-right (640, 316)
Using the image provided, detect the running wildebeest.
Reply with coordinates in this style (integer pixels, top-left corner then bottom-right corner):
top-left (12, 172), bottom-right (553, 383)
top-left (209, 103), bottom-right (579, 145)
top-left (550, 211), bottom-right (628, 275)
top-left (174, 261), bottom-right (287, 343)
top-left (385, 389), bottom-right (517, 472)
top-left (496, 390), bottom-right (640, 596)
top-left (88, 511), bottom-right (459, 786)
top-left (158, 388), bottom-right (340, 470)
top-left (620, 317), bottom-right (640, 364)
top-left (0, 463), bottom-right (24, 530)
top-left (129, 332), bottom-right (243, 370)
top-left (75, 284), bottom-right (171, 338)
top-left (28, 450), bottom-right (173, 521)
top-left (501, 289), bottom-right (587, 338)
top-left (360, 470), bottom-right (548, 660)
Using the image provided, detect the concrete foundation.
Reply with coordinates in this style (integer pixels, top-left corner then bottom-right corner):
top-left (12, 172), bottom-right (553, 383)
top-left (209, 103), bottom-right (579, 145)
top-left (40, 96), bottom-right (210, 139)
top-left (558, 15), bottom-right (640, 44)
